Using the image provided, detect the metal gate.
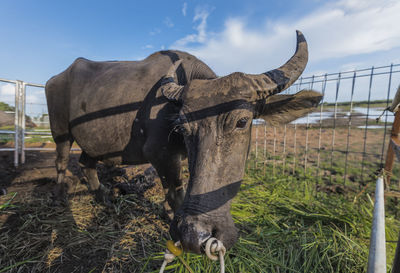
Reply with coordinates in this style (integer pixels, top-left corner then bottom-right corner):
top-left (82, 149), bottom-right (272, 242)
top-left (0, 78), bottom-right (53, 166)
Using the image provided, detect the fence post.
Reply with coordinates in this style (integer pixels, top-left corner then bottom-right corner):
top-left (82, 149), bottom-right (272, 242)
top-left (344, 71), bottom-right (357, 185)
top-left (21, 82), bottom-right (26, 164)
top-left (330, 73), bottom-right (341, 183)
top-left (316, 74), bottom-right (327, 180)
top-left (263, 124), bottom-right (266, 175)
top-left (304, 75), bottom-right (315, 174)
top-left (293, 123), bottom-right (297, 174)
top-left (16, 80), bottom-right (24, 165)
top-left (273, 127), bottom-right (276, 176)
top-left (13, 81), bottom-right (20, 167)
top-left (255, 125), bottom-right (258, 169)
top-left (367, 176), bottom-right (386, 273)
top-left (384, 110), bottom-right (400, 186)
top-left (283, 125), bottom-right (287, 175)
top-left (361, 67), bottom-right (375, 182)
top-left (380, 64), bottom-right (393, 168)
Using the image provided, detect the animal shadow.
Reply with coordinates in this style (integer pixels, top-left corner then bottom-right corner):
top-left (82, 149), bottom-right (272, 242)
top-left (0, 152), bottom-right (169, 273)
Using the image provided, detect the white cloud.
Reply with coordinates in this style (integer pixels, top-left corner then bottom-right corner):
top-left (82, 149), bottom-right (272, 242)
top-left (149, 28), bottom-right (161, 36)
top-left (0, 83), bottom-right (16, 96)
top-left (172, 0), bottom-right (400, 76)
top-left (173, 6), bottom-right (211, 47)
top-left (142, 44), bottom-right (154, 49)
top-left (164, 17), bottom-right (174, 28)
top-left (182, 2), bottom-right (187, 16)
top-left (296, 0), bottom-right (400, 60)
top-left (0, 84), bottom-right (16, 107)
top-left (339, 61), bottom-right (367, 72)
top-left (0, 84), bottom-right (46, 111)
top-left (26, 94), bottom-right (40, 104)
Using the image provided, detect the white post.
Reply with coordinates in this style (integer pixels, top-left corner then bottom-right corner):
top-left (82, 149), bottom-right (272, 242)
top-left (13, 82), bottom-right (19, 167)
top-left (16, 80), bottom-right (24, 165)
top-left (21, 82), bottom-right (26, 164)
top-left (367, 176), bottom-right (386, 273)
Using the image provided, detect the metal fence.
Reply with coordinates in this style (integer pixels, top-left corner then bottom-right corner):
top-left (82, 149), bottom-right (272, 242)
top-left (252, 63), bottom-right (400, 187)
top-left (0, 79), bottom-right (55, 166)
top-left (2, 64), bottom-right (400, 186)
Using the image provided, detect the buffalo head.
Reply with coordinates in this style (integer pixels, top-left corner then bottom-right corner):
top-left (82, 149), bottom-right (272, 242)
top-left (162, 31), bottom-right (322, 253)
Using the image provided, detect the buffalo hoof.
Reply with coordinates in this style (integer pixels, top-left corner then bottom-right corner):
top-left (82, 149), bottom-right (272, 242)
top-left (51, 183), bottom-right (69, 206)
top-left (0, 188), bottom-right (7, 196)
top-left (93, 184), bottom-right (113, 207)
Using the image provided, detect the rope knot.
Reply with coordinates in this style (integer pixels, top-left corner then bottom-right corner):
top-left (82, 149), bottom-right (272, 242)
top-left (205, 237), bottom-right (226, 261)
top-left (163, 249), bottom-right (176, 264)
top-left (159, 239), bottom-right (226, 273)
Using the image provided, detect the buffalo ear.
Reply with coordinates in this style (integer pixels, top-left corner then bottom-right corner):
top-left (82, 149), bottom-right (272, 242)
top-left (258, 90), bottom-right (323, 126)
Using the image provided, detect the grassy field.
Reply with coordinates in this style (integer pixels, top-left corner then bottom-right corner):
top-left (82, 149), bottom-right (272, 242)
top-left (1, 153), bottom-right (399, 273)
top-left (323, 100), bottom-right (392, 110)
top-left (139, 160), bottom-right (400, 273)
top-left (0, 126), bottom-right (53, 144)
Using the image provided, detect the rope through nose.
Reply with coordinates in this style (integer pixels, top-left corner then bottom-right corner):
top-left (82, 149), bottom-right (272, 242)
top-left (159, 241), bottom-right (194, 273)
top-left (159, 248), bottom-right (175, 273)
top-left (159, 238), bottom-right (226, 273)
top-left (205, 237), bottom-right (226, 273)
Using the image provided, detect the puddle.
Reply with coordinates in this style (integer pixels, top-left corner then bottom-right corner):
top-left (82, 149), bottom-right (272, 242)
top-left (352, 107), bottom-right (394, 123)
top-left (290, 107), bottom-right (394, 125)
top-left (357, 125), bottom-right (387, 129)
top-left (291, 111), bottom-right (333, 124)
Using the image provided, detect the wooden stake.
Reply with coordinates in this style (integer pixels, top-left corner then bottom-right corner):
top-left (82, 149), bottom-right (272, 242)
top-left (384, 111), bottom-right (400, 186)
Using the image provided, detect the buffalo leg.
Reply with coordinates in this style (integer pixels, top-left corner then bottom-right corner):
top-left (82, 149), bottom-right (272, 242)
top-left (79, 152), bottom-right (110, 204)
top-left (53, 138), bottom-right (73, 203)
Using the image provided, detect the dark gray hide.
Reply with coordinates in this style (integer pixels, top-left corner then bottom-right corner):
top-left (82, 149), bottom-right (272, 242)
top-left (46, 31), bottom-right (322, 254)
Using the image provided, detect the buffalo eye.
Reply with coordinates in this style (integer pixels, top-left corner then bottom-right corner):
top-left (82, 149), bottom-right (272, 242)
top-left (236, 117), bottom-right (249, 129)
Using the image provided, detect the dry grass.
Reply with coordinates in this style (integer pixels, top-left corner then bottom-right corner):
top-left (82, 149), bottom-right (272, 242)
top-left (0, 152), bottom-right (170, 273)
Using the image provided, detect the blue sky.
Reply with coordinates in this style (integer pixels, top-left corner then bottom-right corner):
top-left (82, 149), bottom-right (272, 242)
top-left (1, 0), bottom-right (400, 113)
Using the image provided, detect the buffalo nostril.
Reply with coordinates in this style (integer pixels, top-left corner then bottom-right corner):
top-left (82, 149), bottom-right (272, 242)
top-left (198, 231), bottom-right (212, 243)
top-left (176, 226), bottom-right (212, 254)
top-left (211, 228), bottom-right (217, 237)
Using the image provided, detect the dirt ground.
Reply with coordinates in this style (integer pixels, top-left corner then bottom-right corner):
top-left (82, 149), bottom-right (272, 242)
top-left (0, 145), bottom-right (170, 273)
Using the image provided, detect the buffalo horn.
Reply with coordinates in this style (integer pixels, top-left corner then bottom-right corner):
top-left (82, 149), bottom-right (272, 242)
top-left (161, 60), bottom-right (184, 102)
top-left (256, 30), bottom-right (308, 98)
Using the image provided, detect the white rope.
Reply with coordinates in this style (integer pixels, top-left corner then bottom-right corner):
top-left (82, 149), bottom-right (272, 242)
top-left (389, 86), bottom-right (400, 113)
top-left (205, 237), bottom-right (226, 273)
top-left (159, 238), bottom-right (226, 273)
top-left (159, 249), bottom-right (176, 273)
top-left (159, 260), bottom-right (168, 273)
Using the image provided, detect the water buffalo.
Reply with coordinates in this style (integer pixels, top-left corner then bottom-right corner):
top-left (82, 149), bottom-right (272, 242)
top-left (45, 31), bottom-right (322, 253)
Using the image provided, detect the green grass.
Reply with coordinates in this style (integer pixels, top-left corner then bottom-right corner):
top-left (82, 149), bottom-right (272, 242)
top-left (0, 192), bottom-right (17, 210)
top-left (142, 161), bottom-right (400, 273)
top-left (0, 102), bottom-right (15, 112)
top-left (0, 125), bottom-right (15, 131)
top-left (324, 100), bottom-right (392, 108)
top-left (0, 127), bottom-right (54, 144)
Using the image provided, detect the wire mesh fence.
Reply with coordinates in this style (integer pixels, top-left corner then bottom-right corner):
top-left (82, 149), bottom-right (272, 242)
top-left (1, 64), bottom-right (400, 186)
top-left (251, 64), bottom-right (400, 188)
